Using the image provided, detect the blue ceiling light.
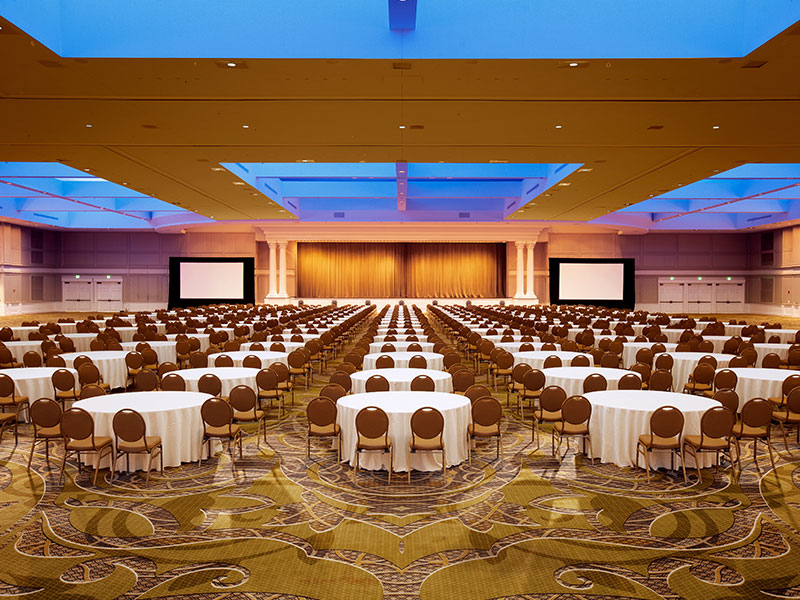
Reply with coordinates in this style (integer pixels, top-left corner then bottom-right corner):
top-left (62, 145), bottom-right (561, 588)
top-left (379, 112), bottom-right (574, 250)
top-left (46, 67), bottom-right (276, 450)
top-left (388, 0), bottom-right (417, 31)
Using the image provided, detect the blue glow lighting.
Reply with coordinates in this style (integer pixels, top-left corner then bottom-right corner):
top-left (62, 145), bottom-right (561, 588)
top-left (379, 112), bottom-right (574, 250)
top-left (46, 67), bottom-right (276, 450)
top-left (1, 0), bottom-right (798, 59)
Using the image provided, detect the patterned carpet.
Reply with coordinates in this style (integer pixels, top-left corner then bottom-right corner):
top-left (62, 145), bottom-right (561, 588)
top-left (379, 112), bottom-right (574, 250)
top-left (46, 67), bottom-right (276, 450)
top-left (2, 318), bottom-right (800, 598)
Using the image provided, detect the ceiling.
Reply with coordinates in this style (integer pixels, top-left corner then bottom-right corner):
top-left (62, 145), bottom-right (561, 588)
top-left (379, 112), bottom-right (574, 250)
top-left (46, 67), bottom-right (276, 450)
top-left (1, 5), bottom-right (800, 234)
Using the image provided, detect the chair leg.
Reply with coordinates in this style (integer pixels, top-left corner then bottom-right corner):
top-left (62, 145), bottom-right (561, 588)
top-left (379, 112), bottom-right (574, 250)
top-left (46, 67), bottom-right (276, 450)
top-left (679, 446), bottom-right (688, 483)
top-left (765, 435), bottom-right (777, 470)
top-left (27, 438), bottom-right (38, 469)
top-left (407, 448), bottom-right (412, 484)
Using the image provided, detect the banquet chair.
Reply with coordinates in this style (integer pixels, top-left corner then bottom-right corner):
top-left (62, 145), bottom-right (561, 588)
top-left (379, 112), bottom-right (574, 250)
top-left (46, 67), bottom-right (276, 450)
top-left (124, 352), bottom-right (144, 389)
top-left (787, 349), bottom-right (800, 370)
top-left (582, 373), bottom-right (607, 393)
top-left (337, 362), bottom-right (357, 375)
top-left (408, 355), bottom-right (427, 369)
top-left (554, 395), bottom-right (594, 464)
top-left (442, 352), bottom-right (462, 370)
top-left (534, 385), bottom-right (567, 451)
top-left (199, 398), bottom-right (242, 474)
top-left (27, 398), bottom-right (62, 468)
top-left (635, 348), bottom-right (655, 367)
top-left (768, 373), bottom-right (800, 407)
top-left (51, 369), bottom-right (79, 408)
top-left (728, 356), bottom-right (748, 368)
top-left (452, 369), bottom-right (476, 395)
top-left (654, 354), bottom-right (674, 371)
top-left (198, 373), bottom-right (225, 399)
top-left (241, 355), bottom-right (261, 369)
top-left (22, 351), bottom-right (43, 367)
top-left (561, 340), bottom-right (579, 352)
top-left (306, 397), bottom-right (340, 463)
top-left (407, 343), bottom-right (423, 352)
top-left (408, 406), bottom-right (446, 483)
top-left (175, 340), bottom-right (191, 368)
top-left (134, 369), bottom-right (159, 392)
top-left (214, 354), bottom-right (234, 367)
top-left (490, 351), bottom-right (514, 391)
top-left (59, 407), bottom-right (115, 486)
top-left (476, 340), bottom-right (495, 374)
top-left (365, 374), bottom-right (390, 393)
top-left (543, 355), bottom-right (562, 369)
top-left (465, 384), bottom-right (493, 404)
top-left (570, 355), bottom-right (591, 367)
top-left (636, 405), bottom-right (686, 481)
top-left (698, 355), bottom-right (718, 368)
top-left (682, 406), bottom-right (739, 482)
top-left (740, 348), bottom-right (758, 367)
top-left (141, 348), bottom-right (159, 372)
top-left (507, 363), bottom-right (531, 404)
top-left (618, 373), bottom-right (643, 390)
top-left (468, 396), bottom-right (502, 465)
top-left (79, 384), bottom-right (107, 400)
top-left (58, 337), bottom-right (76, 353)
top-left (733, 398), bottom-right (776, 472)
top-left (649, 370), bottom-right (673, 392)
top-left (0, 373), bottom-right (30, 426)
top-left (320, 383), bottom-right (347, 403)
top-left (0, 347), bottom-right (22, 369)
top-left (411, 374), bottom-right (436, 392)
top-left (188, 352), bottom-right (208, 369)
top-left (683, 363), bottom-right (716, 396)
top-left (600, 352), bottom-right (621, 369)
top-left (761, 353), bottom-right (783, 369)
top-left (375, 355), bottom-right (395, 369)
top-left (381, 343), bottom-right (396, 353)
top-left (697, 341), bottom-right (715, 353)
top-left (268, 342), bottom-right (285, 352)
top-left (269, 363), bottom-right (294, 404)
top-left (78, 362), bottom-right (110, 392)
top-left (774, 387), bottom-right (800, 453)
top-left (519, 368), bottom-right (546, 415)
top-left (354, 406), bottom-right (393, 482)
top-left (112, 408), bottom-right (163, 486)
top-left (712, 369), bottom-right (738, 394)
top-left (230, 385), bottom-right (267, 447)
top-left (329, 370), bottom-right (352, 394)
top-left (713, 389), bottom-right (740, 415)
top-left (519, 343), bottom-right (535, 352)
top-left (288, 350), bottom-right (310, 389)
top-left (89, 339), bottom-right (107, 351)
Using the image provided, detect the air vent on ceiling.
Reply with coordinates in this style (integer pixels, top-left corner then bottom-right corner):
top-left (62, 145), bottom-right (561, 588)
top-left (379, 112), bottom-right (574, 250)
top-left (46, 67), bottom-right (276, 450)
top-left (458, 212), bottom-right (470, 218)
top-left (741, 60), bottom-right (767, 68)
top-left (37, 60), bottom-right (64, 68)
top-left (333, 211), bottom-right (345, 218)
top-left (215, 60), bottom-right (248, 69)
top-left (409, 124), bottom-right (425, 130)
top-left (648, 125), bottom-right (664, 130)
top-left (392, 62), bottom-right (412, 70)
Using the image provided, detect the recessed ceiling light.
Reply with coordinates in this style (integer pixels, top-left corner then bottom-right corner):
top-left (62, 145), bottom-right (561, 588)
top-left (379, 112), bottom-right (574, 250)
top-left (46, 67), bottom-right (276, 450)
top-left (568, 62), bottom-right (579, 67)
top-left (558, 182), bottom-right (571, 186)
top-left (84, 168), bottom-right (91, 172)
top-left (211, 167), bottom-right (224, 171)
top-left (712, 125), bottom-right (720, 129)
top-left (398, 125), bottom-right (406, 129)
top-left (555, 125), bottom-right (563, 129)
top-left (578, 168), bottom-right (592, 172)
top-left (85, 124), bottom-right (93, 128)
top-left (227, 62), bottom-right (237, 67)
top-left (242, 125), bottom-right (249, 128)
top-left (233, 182), bottom-right (245, 185)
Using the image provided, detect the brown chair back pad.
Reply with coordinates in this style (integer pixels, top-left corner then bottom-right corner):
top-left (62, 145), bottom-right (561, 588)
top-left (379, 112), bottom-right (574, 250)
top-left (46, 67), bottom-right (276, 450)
top-left (783, 374), bottom-right (800, 396)
top-left (465, 385), bottom-right (492, 403)
top-left (240, 355), bottom-right (260, 369)
top-left (571, 355), bottom-right (590, 367)
top-left (61, 407), bottom-right (95, 440)
top-left (512, 363), bottom-right (532, 383)
top-left (495, 352), bottom-right (514, 369)
top-left (72, 355), bottom-right (93, 370)
top-left (787, 387), bottom-right (800, 413)
top-left (30, 398), bottom-right (62, 428)
top-left (23, 351), bottom-right (43, 367)
top-left (201, 398), bottom-right (234, 428)
top-left (189, 352), bottom-right (208, 368)
top-left (741, 398), bottom-right (772, 428)
top-left (329, 371), bottom-right (352, 392)
top-left (337, 362), bottom-right (357, 374)
top-left (411, 407), bottom-right (444, 439)
top-left (287, 351), bottom-right (306, 368)
top-left (320, 383), bottom-right (347, 401)
top-left (407, 343), bottom-right (423, 352)
top-left (307, 397), bottom-right (337, 427)
top-left (125, 352), bottom-right (143, 368)
top-left (113, 409), bottom-right (147, 443)
top-left (80, 384), bottom-right (107, 399)
top-left (411, 374), bottom-right (436, 391)
top-left (381, 343), bottom-right (396, 352)
top-left (52, 369), bottom-right (76, 391)
top-left (635, 348), bottom-right (654, 364)
top-left (448, 363), bottom-right (467, 374)
top-left (215, 355), bottom-right (234, 367)
top-left (471, 396), bottom-right (502, 427)
top-left (161, 373), bottom-right (186, 391)
top-left (713, 389), bottom-right (739, 413)
top-left (375, 355), bottom-right (395, 369)
top-left (442, 352), bottom-right (461, 368)
top-left (0, 373), bottom-right (15, 396)
top-left (650, 406), bottom-right (684, 439)
top-left (654, 354), bottom-right (674, 370)
top-left (617, 373), bottom-right (642, 390)
top-left (649, 370), bottom-right (673, 391)
top-left (229, 385), bottom-right (258, 412)
top-left (408, 355), bottom-right (427, 369)
top-left (543, 355), bottom-right (562, 369)
top-left (761, 353), bottom-right (782, 368)
top-left (452, 370), bottom-right (475, 392)
top-left (691, 363), bottom-right (716, 384)
top-left (697, 355), bottom-right (717, 368)
top-left (256, 369), bottom-right (279, 389)
top-left (562, 395), bottom-right (591, 425)
top-left (583, 374), bottom-right (607, 393)
top-left (198, 374), bottom-right (223, 396)
top-left (356, 406), bottom-right (390, 438)
top-left (700, 406), bottom-right (735, 440)
top-left (714, 369), bottom-right (738, 390)
top-left (250, 342), bottom-right (265, 351)
top-left (540, 386), bottom-right (567, 412)
top-left (135, 369), bottom-right (159, 391)
top-left (365, 375), bottom-right (390, 392)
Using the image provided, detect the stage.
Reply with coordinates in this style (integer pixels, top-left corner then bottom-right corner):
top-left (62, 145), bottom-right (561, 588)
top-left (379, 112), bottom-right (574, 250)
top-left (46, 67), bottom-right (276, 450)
top-left (264, 297), bottom-right (541, 309)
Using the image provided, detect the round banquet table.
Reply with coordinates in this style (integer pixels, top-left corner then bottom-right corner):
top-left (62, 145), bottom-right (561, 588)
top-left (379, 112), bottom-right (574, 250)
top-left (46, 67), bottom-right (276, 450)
top-left (4, 367), bottom-right (79, 420)
top-left (241, 341), bottom-right (305, 353)
top-left (368, 341), bottom-right (435, 354)
top-left (655, 352), bottom-right (733, 392)
top-left (621, 342), bottom-right (678, 368)
top-left (73, 391), bottom-right (218, 471)
top-left (753, 343), bottom-right (791, 366)
top-left (337, 391), bottom-right (470, 472)
top-left (215, 350), bottom-right (288, 369)
top-left (584, 390), bottom-right (720, 468)
top-left (513, 351), bottom-right (594, 370)
top-left (544, 366), bottom-right (641, 397)
top-left (120, 341), bottom-right (178, 365)
top-left (362, 352), bottom-right (444, 371)
top-left (723, 367), bottom-right (796, 411)
top-left (765, 329), bottom-right (797, 344)
top-left (373, 335), bottom-right (429, 343)
top-left (350, 368), bottom-right (453, 394)
top-left (376, 328), bottom-right (421, 336)
top-left (496, 341), bottom-right (550, 353)
top-left (165, 333), bottom-right (210, 352)
top-left (484, 335), bottom-right (525, 344)
top-left (2, 340), bottom-right (45, 360)
top-left (61, 351), bottom-right (128, 389)
top-left (178, 367), bottom-right (260, 395)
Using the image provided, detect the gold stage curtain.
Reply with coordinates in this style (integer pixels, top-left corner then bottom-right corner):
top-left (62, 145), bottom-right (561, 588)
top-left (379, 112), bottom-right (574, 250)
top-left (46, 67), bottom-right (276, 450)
top-left (297, 242), bottom-right (505, 298)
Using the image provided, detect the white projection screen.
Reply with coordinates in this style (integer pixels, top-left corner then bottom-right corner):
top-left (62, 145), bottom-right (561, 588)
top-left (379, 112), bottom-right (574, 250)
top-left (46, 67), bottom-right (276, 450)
top-left (169, 257), bottom-right (255, 307)
top-left (559, 262), bottom-right (625, 301)
top-left (549, 258), bottom-right (635, 308)
top-left (180, 262), bottom-right (244, 299)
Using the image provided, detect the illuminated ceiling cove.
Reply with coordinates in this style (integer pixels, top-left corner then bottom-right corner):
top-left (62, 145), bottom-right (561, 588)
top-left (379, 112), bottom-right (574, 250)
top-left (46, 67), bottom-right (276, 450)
top-left (2, 0), bottom-right (799, 59)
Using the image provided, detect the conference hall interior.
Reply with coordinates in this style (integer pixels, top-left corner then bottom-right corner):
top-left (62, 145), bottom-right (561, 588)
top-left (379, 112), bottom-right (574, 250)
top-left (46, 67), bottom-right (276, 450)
top-left (3, 2), bottom-right (800, 599)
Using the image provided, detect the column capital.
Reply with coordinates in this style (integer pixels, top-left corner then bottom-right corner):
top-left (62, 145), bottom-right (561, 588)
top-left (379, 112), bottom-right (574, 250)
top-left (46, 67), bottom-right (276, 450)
top-left (278, 240), bottom-right (288, 249)
top-left (526, 241), bottom-right (536, 249)
top-left (268, 240), bottom-right (278, 248)
top-left (515, 241), bottom-right (526, 249)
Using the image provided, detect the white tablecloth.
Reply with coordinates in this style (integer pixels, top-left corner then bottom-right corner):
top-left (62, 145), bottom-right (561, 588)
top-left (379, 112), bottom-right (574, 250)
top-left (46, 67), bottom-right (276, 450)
top-left (350, 368), bottom-right (453, 394)
top-left (61, 351), bottom-right (129, 389)
top-left (753, 343), bottom-right (791, 366)
top-left (513, 351), bottom-right (593, 370)
top-left (483, 335), bottom-right (525, 344)
top-left (764, 329), bottom-right (797, 344)
top-left (621, 342), bottom-right (678, 368)
top-left (215, 351), bottom-right (288, 369)
top-left (178, 367), bottom-right (259, 395)
top-left (725, 367), bottom-right (795, 410)
top-left (362, 352), bottom-right (444, 371)
top-left (376, 328), bottom-right (421, 336)
top-left (120, 341), bottom-right (178, 365)
top-left (495, 341), bottom-right (551, 353)
top-left (544, 366), bottom-right (641, 397)
top-left (165, 334), bottom-right (210, 352)
top-left (656, 352), bottom-right (732, 391)
top-left (5, 367), bottom-right (79, 420)
top-left (585, 390), bottom-right (719, 468)
top-left (241, 341), bottom-right (304, 353)
top-left (373, 335), bottom-right (430, 343)
top-left (368, 341), bottom-right (435, 353)
top-left (337, 391), bottom-right (470, 472)
top-left (2, 340), bottom-right (44, 360)
top-left (74, 391), bottom-right (217, 471)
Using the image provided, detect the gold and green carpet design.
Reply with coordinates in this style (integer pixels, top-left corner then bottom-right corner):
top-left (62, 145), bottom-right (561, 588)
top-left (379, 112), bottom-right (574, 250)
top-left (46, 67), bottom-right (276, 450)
top-left (3, 341), bottom-right (800, 598)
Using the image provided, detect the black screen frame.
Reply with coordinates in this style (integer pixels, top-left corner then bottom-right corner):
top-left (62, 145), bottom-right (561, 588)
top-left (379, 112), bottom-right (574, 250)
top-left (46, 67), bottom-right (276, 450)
top-left (168, 257), bottom-right (255, 308)
top-left (548, 257), bottom-right (635, 309)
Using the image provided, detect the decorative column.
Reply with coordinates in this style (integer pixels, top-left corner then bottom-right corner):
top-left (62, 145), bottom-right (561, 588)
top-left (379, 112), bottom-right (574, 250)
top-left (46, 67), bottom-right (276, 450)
top-left (267, 241), bottom-right (278, 298)
top-left (525, 242), bottom-right (536, 298)
top-left (514, 242), bottom-right (525, 298)
top-left (278, 241), bottom-right (288, 297)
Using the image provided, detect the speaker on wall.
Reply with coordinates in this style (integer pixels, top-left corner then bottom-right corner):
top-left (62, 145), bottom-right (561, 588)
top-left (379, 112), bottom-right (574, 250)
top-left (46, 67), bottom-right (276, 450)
top-left (499, 300), bottom-right (505, 306)
top-left (331, 300), bottom-right (338, 306)
top-left (365, 300), bottom-right (371, 305)
top-left (399, 300), bottom-right (405, 305)
top-left (432, 300), bottom-right (439, 306)
top-left (298, 299), bottom-right (304, 306)
top-left (466, 300), bottom-right (472, 307)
